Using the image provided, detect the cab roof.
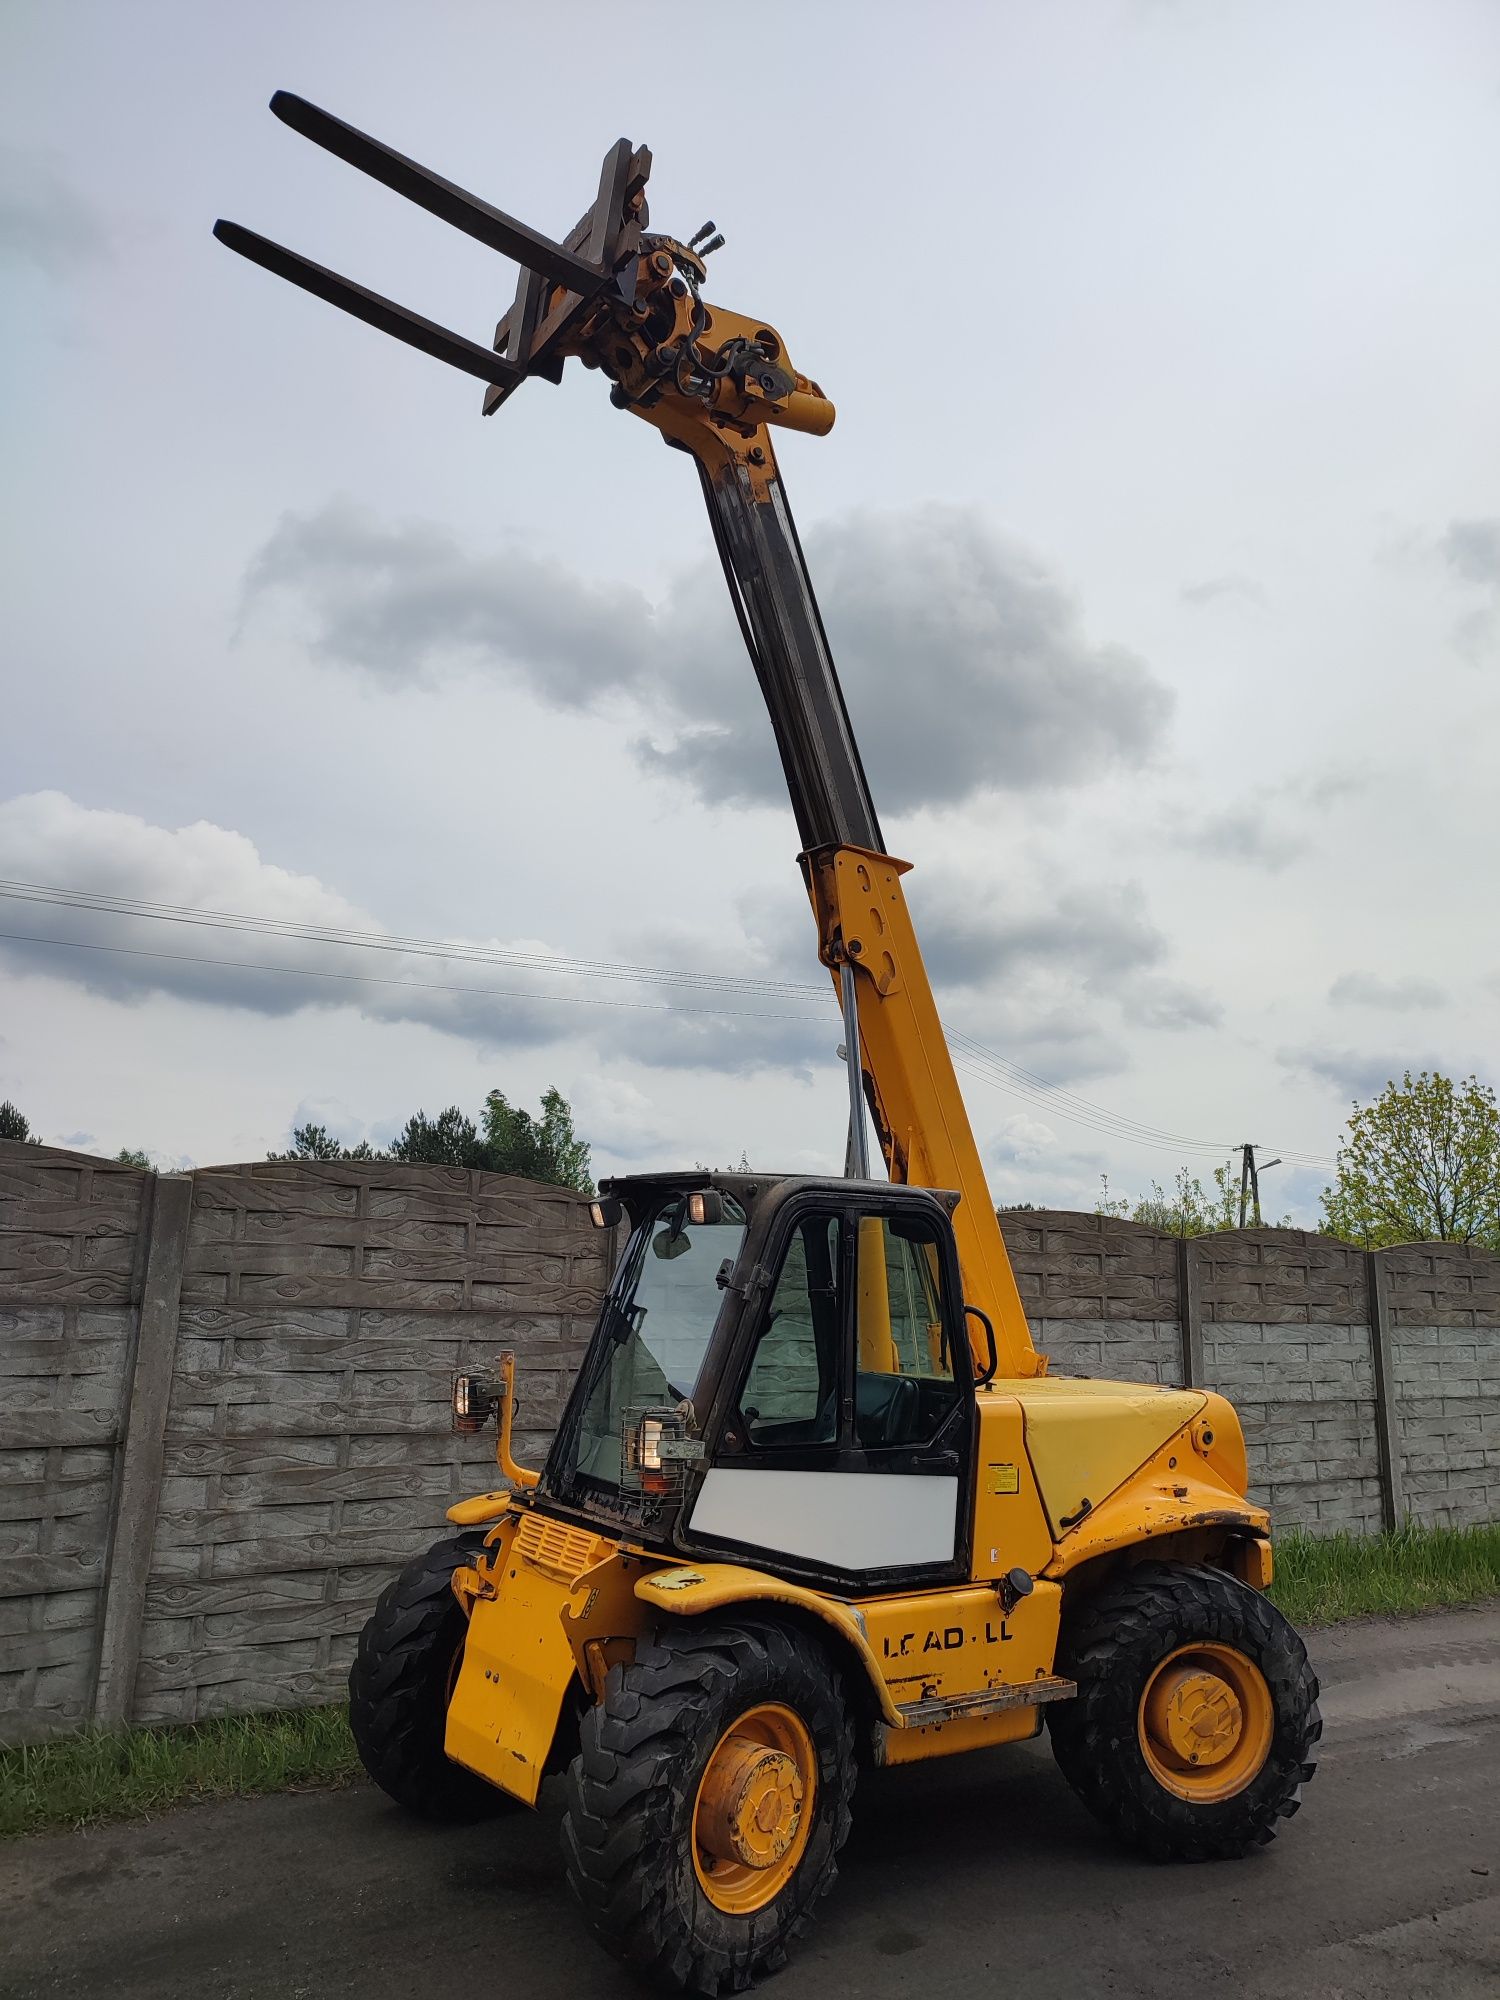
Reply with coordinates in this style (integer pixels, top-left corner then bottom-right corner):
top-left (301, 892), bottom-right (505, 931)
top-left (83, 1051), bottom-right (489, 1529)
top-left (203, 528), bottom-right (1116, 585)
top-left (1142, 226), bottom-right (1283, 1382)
top-left (596, 1168), bottom-right (960, 1225)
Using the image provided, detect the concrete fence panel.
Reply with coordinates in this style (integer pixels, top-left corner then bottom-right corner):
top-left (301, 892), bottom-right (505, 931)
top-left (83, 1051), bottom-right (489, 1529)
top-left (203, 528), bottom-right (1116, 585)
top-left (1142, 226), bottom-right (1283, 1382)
top-left (3, 1153), bottom-right (1498, 1743)
top-left (0, 1148), bottom-right (152, 1742)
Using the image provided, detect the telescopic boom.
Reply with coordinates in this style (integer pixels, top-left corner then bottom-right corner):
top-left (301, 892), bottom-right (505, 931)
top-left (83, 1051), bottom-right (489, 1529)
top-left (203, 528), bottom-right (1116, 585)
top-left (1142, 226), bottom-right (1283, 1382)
top-left (214, 96), bottom-right (1042, 1377)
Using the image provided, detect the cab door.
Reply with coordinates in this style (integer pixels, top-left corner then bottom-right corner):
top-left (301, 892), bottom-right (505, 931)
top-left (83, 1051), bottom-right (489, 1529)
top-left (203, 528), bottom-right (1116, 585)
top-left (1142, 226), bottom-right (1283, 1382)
top-left (685, 1191), bottom-right (973, 1588)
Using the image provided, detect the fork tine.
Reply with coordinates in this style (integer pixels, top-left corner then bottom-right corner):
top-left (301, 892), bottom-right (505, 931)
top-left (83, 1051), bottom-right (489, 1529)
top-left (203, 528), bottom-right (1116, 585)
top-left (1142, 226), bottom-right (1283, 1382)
top-left (270, 92), bottom-right (609, 294)
top-left (213, 220), bottom-right (524, 389)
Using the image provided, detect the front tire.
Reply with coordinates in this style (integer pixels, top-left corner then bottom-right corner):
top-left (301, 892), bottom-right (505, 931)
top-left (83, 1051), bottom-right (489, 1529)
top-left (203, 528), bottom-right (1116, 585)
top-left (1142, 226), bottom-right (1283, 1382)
top-left (562, 1617), bottom-right (855, 1995)
top-left (1048, 1561), bottom-right (1320, 1860)
top-left (348, 1530), bottom-right (512, 1822)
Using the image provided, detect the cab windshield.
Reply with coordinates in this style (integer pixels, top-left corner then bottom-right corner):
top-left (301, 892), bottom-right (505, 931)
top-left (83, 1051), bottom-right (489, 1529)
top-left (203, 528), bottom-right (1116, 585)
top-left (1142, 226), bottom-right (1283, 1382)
top-left (551, 1193), bottom-right (747, 1498)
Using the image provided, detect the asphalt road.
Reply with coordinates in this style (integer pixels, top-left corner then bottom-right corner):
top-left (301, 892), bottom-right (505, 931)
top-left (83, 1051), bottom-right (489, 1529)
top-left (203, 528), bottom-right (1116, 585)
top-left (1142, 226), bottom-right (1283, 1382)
top-left (3, 1605), bottom-right (1497, 2000)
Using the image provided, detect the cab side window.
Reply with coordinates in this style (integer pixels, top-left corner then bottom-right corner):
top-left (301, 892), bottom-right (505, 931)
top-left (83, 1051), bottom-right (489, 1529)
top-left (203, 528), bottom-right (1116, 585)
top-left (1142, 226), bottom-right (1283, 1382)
top-left (738, 1213), bottom-right (841, 1448)
top-left (853, 1215), bottom-right (960, 1450)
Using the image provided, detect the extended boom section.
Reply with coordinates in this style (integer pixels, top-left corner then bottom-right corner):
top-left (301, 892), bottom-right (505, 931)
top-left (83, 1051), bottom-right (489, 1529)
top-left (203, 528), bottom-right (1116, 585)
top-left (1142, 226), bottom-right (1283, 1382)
top-left (693, 452), bottom-right (1038, 1376)
top-left (215, 91), bottom-right (1038, 1376)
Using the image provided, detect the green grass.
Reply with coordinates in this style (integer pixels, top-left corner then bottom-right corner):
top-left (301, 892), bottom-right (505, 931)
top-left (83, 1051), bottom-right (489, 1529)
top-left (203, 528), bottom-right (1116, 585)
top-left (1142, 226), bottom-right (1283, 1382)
top-left (4, 1523), bottom-right (1497, 1840)
top-left (0, 1703), bottom-right (359, 1841)
top-left (1270, 1521), bottom-right (1500, 1628)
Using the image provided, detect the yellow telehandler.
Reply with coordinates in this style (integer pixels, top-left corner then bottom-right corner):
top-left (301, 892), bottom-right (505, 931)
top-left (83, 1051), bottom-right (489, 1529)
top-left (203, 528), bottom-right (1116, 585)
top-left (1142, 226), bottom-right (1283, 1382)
top-left (217, 97), bottom-right (1319, 1995)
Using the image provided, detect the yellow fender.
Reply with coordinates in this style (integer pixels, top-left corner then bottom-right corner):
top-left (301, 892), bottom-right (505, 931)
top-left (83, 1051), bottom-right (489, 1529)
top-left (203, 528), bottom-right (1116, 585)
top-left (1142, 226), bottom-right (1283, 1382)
top-left (634, 1561), bottom-right (904, 1726)
top-left (1041, 1467), bottom-right (1270, 1578)
top-left (1024, 1387), bottom-right (1271, 1585)
top-left (1041, 1394), bottom-right (1270, 1583)
top-left (446, 1490), bottom-right (513, 1527)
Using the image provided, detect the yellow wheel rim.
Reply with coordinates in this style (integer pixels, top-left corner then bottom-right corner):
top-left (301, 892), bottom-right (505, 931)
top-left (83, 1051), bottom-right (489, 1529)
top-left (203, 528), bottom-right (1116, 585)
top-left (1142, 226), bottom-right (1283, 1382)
top-left (1137, 1642), bottom-right (1274, 1802)
top-left (692, 1703), bottom-right (817, 1915)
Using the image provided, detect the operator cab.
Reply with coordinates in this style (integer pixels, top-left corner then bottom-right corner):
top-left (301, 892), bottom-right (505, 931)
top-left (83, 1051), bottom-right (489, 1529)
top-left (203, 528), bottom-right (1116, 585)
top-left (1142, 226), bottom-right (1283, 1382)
top-left (541, 1170), bottom-right (986, 1592)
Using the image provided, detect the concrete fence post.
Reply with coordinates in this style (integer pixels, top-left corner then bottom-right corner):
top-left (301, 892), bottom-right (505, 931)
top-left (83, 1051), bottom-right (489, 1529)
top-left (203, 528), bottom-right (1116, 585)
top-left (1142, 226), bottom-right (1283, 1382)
top-left (92, 1173), bottom-right (194, 1728)
top-left (1365, 1248), bottom-right (1406, 1534)
top-left (1177, 1236), bottom-right (1204, 1388)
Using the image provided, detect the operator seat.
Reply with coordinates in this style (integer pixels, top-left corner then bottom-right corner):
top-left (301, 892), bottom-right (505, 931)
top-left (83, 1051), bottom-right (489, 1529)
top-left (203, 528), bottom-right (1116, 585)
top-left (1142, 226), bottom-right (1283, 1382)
top-left (854, 1371), bottom-right (921, 1449)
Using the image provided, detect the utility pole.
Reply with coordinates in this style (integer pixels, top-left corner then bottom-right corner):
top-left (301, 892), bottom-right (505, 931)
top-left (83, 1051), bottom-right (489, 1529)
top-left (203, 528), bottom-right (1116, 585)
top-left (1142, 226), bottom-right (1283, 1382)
top-left (1238, 1143), bottom-right (1281, 1227)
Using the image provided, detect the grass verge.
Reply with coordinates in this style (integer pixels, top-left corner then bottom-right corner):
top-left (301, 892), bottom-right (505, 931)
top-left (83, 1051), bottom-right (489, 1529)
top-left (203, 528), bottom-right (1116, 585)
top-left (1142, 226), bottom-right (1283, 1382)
top-left (1270, 1520), bottom-right (1500, 1628)
top-left (4, 1523), bottom-right (1497, 1840)
top-left (0, 1703), bottom-right (359, 1841)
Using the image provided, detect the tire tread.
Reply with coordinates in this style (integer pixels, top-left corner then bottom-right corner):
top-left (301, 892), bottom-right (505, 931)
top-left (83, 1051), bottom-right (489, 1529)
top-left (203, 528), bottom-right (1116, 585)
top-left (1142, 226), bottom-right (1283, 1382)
top-left (348, 1531), bottom-right (510, 1823)
top-left (1048, 1561), bottom-right (1320, 1860)
top-left (563, 1617), bottom-right (854, 1996)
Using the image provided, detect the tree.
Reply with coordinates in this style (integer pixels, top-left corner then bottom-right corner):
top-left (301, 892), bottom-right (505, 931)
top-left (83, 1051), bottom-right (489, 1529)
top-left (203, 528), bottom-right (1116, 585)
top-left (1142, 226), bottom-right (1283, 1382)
top-left (115, 1148), bottom-right (154, 1169)
top-left (1321, 1070), bottom-right (1500, 1249)
top-left (387, 1107), bottom-right (484, 1168)
top-left (481, 1087), bottom-right (593, 1193)
top-left (270, 1087), bottom-right (594, 1194)
top-left (1096, 1162), bottom-right (1290, 1234)
top-left (1134, 1163), bottom-right (1241, 1235)
top-left (0, 1101), bottom-right (39, 1144)
top-left (268, 1122), bottom-right (380, 1163)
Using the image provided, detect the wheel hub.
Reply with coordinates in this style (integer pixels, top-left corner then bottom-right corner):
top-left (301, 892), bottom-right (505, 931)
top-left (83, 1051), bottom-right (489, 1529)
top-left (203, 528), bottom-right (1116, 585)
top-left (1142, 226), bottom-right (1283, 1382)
top-left (1144, 1666), bottom-right (1243, 1768)
top-left (692, 1702), bottom-right (818, 1915)
top-left (698, 1735), bottom-right (804, 1868)
top-left (1137, 1642), bottom-right (1275, 1803)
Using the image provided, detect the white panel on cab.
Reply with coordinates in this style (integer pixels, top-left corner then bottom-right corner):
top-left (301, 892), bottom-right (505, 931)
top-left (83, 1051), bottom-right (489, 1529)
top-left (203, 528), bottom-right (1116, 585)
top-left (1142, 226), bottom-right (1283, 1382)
top-left (689, 1469), bottom-right (957, 1571)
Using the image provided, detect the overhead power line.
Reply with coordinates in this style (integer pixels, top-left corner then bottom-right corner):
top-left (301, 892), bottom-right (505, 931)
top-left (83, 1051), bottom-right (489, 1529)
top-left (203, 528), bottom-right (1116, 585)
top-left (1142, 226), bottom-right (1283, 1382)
top-left (950, 1029), bottom-right (1238, 1157)
top-left (0, 929), bottom-right (828, 1026)
top-left (0, 875), bottom-right (1335, 1169)
top-left (0, 878), bottom-right (817, 998)
top-left (948, 1030), bottom-right (1332, 1169)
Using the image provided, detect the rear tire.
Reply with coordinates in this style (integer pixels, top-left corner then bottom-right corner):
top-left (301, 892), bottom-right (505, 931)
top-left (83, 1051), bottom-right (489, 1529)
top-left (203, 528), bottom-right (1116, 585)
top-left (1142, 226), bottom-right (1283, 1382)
top-left (1048, 1561), bottom-right (1320, 1860)
top-left (562, 1617), bottom-right (855, 1995)
top-left (348, 1530), bottom-right (513, 1822)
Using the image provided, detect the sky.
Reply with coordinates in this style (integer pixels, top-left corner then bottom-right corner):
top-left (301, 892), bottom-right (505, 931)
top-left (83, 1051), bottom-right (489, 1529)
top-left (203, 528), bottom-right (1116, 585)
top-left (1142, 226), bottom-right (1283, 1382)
top-left (2, 0), bottom-right (1498, 1221)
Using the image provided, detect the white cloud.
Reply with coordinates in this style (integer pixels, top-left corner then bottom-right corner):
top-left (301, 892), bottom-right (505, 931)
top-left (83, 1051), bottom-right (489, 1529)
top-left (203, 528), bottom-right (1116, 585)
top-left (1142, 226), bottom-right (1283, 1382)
top-left (1440, 518), bottom-right (1500, 661)
top-left (988, 1112), bottom-right (1058, 1164)
top-left (1184, 803), bottom-right (1307, 871)
top-left (567, 1075), bottom-right (671, 1165)
top-left (245, 499), bottom-right (1172, 815)
top-left (6, 4), bottom-right (1498, 1227)
top-left (245, 502), bottom-right (652, 698)
top-left (0, 147), bottom-right (107, 273)
top-left (1329, 970), bottom-right (1444, 1012)
top-left (1276, 1045), bottom-right (1417, 1103)
top-left (1179, 574), bottom-right (1267, 608)
top-left (0, 792), bottom-right (833, 1077)
top-left (1442, 519), bottom-right (1500, 588)
top-left (0, 792), bottom-right (630, 1055)
top-left (1178, 768), bottom-right (1369, 873)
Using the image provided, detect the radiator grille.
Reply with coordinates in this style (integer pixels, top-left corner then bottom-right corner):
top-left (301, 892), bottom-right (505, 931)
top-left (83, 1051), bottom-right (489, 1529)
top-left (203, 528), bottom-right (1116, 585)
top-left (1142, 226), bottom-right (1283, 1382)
top-left (513, 1512), bottom-right (610, 1583)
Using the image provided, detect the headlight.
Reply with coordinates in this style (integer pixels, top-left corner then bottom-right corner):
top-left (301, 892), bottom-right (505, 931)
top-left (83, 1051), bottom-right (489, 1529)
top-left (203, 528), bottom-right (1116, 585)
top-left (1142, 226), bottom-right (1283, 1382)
top-left (622, 1408), bottom-right (704, 1493)
top-left (639, 1415), bottom-right (664, 1474)
top-left (452, 1371), bottom-right (500, 1434)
